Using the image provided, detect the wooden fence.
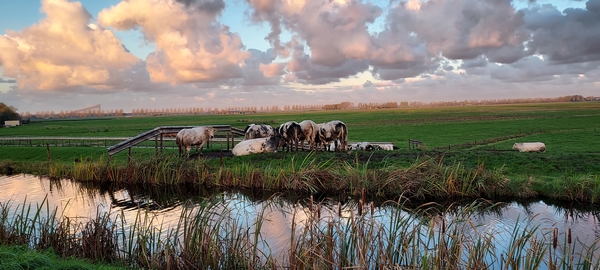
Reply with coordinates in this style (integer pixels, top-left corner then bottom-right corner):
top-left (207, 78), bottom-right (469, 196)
top-left (408, 139), bottom-right (423, 150)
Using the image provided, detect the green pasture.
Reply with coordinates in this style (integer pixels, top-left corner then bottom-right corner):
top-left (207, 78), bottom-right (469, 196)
top-left (1, 102), bottom-right (599, 179)
top-left (0, 245), bottom-right (124, 270)
top-left (2, 102), bottom-right (600, 145)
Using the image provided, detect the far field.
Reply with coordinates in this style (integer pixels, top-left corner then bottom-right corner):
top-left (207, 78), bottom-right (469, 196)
top-left (1, 102), bottom-right (599, 180)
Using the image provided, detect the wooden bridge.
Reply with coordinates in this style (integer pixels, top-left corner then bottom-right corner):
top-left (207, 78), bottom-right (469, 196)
top-left (106, 125), bottom-right (246, 158)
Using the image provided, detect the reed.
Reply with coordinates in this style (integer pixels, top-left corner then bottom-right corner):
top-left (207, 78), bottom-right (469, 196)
top-left (558, 173), bottom-right (600, 204)
top-left (2, 197), bottom-right (600, 269)
top-left (31, 152), bottom-right (600, 206)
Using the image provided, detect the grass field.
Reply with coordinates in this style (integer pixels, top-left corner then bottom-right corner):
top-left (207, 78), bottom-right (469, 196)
top-left (0, 245), bottom-right (124, 270)
top-left (1, 102), bottom-right (598, 148)
top-left (1, 102), bottom-right (599, 184)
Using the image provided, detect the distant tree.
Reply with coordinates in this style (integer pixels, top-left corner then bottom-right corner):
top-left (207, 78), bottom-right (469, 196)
top-left (570, 95), bottom-right (585, 102)
top-left (0, 103), bottom-right (21, 124)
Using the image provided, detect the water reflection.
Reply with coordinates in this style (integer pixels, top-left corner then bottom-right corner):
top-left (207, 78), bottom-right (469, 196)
top-left (2, 174), bottom-right (600, 267)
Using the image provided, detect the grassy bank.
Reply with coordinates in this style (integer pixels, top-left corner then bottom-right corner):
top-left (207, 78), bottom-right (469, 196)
top-left (1, 150), bottom-right (594, 204)
top-left (0, 245), bottom-right (125, 270)
top-left (1, 197), bottom-right (599, 269)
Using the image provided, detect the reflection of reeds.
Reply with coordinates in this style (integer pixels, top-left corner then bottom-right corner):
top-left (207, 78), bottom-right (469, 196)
top-left (1, 198), bottom-right (600, 269)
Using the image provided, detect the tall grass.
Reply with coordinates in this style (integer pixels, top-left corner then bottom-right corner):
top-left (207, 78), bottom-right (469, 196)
top-left (2, 196), bottom-right (599, 269)
top-left (0, 245), bottom-right (124, 270)
top-left (40, 152), bottom-right (600, 204)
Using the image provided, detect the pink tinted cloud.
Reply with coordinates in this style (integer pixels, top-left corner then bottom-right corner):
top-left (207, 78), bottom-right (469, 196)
top-left (0, 0), bottom-right (138, 91)
top-left (98, 0), bottom-right (249, 84)
top-left (247, 0), bottom-right (381, 83)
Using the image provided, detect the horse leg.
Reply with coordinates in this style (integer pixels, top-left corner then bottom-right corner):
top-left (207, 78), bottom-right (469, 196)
top-left (198, 142), bottom-right (205, 155)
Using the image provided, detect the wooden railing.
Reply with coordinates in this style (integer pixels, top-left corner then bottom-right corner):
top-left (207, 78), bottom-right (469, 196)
top-left (0, 137), bottom-right (129, 147)
top-left (408, 139), bottom-right (423, 150)
top-left (106, 125), bottom-right (238, 157)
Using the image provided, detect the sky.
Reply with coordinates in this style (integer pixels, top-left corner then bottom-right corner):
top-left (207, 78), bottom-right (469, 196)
top-left (0, 0), bottom-right (599, 114)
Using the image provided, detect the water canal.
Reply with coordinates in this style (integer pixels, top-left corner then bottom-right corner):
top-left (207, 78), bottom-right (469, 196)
top-left (2, 174), bottom-right (600, 268)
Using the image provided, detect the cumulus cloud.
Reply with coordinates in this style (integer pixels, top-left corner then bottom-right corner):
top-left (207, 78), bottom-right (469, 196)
top-left (461, 56), bottom-right (489, 69)
top-left (0, 0), bottom-right (138, 91)
top-left (245, 0), bottom-right (533, 83)
top-left (247, 0), bottom-right (381, 83)
top-left (0, 78), bottom-right (16, 83)
top-left (379, 0), bottom-right (529, 64)
top-left (489, 55), bottom-right (600, 82)
top-left (4, 0), bottom-right (600, 113)
top-left (98, 0), bottom-right (249, 84)
top-left (240, 49), bottom-right (282, 86)
top-left (175, 0), bottom-right (225, 12)
top-left (523, 1), bottom-right (600, 63)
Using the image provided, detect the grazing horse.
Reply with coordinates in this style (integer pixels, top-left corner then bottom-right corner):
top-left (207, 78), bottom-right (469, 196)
top-left (299, 120), bottom-right (317, 150)
top-left (278, 121), bottom-right (303, 151)
top-left (244, 124), bottom-right (275, 140)
top-left (176, 126), bottom-right (215, 158)
top-left (317, 120), bottom-right (348, 151)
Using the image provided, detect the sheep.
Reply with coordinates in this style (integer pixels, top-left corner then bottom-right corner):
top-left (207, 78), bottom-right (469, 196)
top-left (512, 142), bottom-right (546, 152)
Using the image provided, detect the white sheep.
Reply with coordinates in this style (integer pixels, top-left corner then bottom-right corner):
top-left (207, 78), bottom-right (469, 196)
top-left (512, 142), bottom-right (546, 152)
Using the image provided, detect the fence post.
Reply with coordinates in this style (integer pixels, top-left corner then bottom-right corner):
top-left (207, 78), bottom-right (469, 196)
top-left (160, 134), bottom-right (164, 154)
top-left (154, 135), bottom-right (158, 156)
top-left (46, 144), bottom-right (51, 163)
top-left (227, 131), bottom-right (230, 150)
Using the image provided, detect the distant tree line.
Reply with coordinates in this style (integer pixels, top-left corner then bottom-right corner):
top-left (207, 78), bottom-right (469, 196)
top-left (20, 109), bottom-right (125, 120)
top-left (18, 95), bottom-right (600, 120)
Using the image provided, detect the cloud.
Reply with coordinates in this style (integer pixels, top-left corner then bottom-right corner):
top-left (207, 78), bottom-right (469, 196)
top-left (240, 49), bottom-right (282, 86)
top-left (489, 55), bottom-right (600, 82)
top-left (4, 0), bottom-right (600, 114)
top-left (523, 1), bottom-right (600, 64)
top-left (175, 0), bottom-right (225, 13)
top-left (98, 0), bottom-right (249, 84)
top-left (247, 0), bottom-right (380, 82)
top-left (0, 78), bottom-right (16, 83)
top-left (382, 0), bottom-right (528, 62)
top-left (0, 0), bottom-right (138, 91)
top-left (461, 56), bottom-right (489, 69)
top-left (245, 0), bottom-right (534, 83)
